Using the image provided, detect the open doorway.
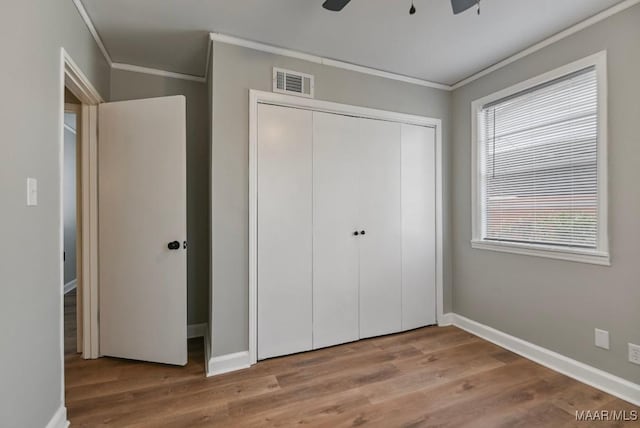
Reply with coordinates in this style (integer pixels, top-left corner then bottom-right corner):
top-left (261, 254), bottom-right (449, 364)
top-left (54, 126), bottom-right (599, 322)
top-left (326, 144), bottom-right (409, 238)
top-left (60, 49), bottom-right (103, 369)
top-left (59, 50), bottom-right (103, 426)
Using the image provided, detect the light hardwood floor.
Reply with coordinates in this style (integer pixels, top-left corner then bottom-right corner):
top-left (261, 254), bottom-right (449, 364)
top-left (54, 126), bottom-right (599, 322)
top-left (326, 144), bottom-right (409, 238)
top-left (64, 295), bottom-right (637, 427)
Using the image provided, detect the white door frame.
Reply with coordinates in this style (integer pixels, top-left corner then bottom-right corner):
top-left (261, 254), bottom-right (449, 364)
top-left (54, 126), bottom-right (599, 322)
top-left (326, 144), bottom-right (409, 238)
top-left (59, 47), bottom-right (103, 374)
top-left (248, 89), bottom-right (444, 365)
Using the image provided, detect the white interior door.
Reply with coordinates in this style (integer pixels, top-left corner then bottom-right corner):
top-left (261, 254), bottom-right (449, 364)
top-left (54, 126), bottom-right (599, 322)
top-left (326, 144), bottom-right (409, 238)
top-left (257, 104), bottom-right (313, 360)
top-left (358, 118), bottom-right (402, 338)
top-left (98, 95), bottom-right (187, 366)
top-left (401, 124), bottom-right (437, 330)
top-left (312, 112), bottom-right (360, 349)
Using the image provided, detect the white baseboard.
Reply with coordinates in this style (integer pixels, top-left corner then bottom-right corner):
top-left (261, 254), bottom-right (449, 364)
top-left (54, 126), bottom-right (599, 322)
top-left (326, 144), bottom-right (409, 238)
top-left (447, 313), bottom-right (640, 406)
top-left (438, 312), bottom-right (454, 327)
top-left (187, 322), bottom-right (208, 339)
top-left (63, 279), bottom-right (77, 294)
top-left (45, 405), bottom-right (69, 428)
top-left (207, 351), bottom-right (250, 377)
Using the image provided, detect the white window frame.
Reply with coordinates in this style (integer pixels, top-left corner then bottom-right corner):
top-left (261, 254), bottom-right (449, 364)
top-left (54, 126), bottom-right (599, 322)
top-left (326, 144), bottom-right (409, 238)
top-left (471, 51), bottom-right (609, 266)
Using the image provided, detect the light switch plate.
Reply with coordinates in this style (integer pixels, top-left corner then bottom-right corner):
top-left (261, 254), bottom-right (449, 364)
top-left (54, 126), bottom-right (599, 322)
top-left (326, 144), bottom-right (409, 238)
top-left (595, 328), bottom-right (610, 350)
top-left (629, 343), bottom-right (640, 365)
top-left (26, 177), bottom-right (38, 206)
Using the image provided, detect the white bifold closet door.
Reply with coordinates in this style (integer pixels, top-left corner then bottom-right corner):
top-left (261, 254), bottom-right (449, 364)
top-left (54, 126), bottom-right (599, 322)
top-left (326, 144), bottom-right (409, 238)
top-left (257, 104), bottom-right (313, 360)
top-left (257, 104), bottom-right (437, 360)
top-left (358, 118), bottom-right (403, 338)
top-left (312, 112), bottom-right (360, 349)
top-left (401, 124), bottom-right (437, 329)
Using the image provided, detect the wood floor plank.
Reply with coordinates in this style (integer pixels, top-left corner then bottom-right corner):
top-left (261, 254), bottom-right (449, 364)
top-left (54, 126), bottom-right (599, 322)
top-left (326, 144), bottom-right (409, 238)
top-left (550, 381), bottom-right (616, 416)
top-left (223, 388), bottom-right (372, 427)
top-left (361, 347), bottom-right (508, 405)
top-left (497, 402), bottom-right (577, 428)
top-left (275, 341), bottom-right (415, 388)
top-left (227, 363), bottom-right (400, 418)
top-left (69, 370), bottom-right (279, 424)
top-left (310, 359), bottom-right (556, 427)
top-left (440, 374), bottom-right (575, 428)
top-left (63, 299), bottom-right (639, 427)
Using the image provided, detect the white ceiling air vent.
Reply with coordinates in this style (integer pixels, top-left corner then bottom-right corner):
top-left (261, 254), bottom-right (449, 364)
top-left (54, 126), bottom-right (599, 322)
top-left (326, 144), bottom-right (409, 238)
top-left (273, 68), bottom-right (314, 98)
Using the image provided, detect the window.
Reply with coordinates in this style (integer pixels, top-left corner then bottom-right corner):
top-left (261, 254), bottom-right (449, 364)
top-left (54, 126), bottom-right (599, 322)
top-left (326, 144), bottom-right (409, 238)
top-left (471, 52), bottom-right (609, 265)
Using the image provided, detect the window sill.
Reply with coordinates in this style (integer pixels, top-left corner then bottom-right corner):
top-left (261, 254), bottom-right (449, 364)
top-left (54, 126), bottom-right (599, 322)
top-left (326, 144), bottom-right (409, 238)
top-left (470, 239), bottom-right (610, 266)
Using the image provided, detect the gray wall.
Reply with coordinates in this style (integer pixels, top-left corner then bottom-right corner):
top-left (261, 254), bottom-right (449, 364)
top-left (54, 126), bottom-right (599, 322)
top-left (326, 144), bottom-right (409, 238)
top-left (210, 41), bottom-right (452, 357)
top-left (451, 4), bottom-right (640, 383)
top-left (0, 1), bottom-right (110, 427)
top-left (64, 115), bottom-right (77, 285)
top-left (110, 68), bottom-right (210, 325)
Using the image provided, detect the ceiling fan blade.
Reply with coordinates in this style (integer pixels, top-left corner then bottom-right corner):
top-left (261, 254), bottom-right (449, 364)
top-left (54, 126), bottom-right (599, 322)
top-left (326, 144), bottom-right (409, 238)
top-left (322, 0), bottom-right (352, 12)
top-left (451, 0), bottom-right (477, 14)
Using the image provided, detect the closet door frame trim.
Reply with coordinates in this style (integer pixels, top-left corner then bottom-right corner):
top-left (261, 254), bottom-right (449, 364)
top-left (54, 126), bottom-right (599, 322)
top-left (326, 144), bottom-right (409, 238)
top-left (248, 89), bottom-right (443, 365)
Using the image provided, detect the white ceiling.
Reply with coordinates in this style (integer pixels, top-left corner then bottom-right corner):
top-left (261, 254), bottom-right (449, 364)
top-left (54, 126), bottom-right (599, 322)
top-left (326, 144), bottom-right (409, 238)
top-left (80, 0), bottom-right (624, 85)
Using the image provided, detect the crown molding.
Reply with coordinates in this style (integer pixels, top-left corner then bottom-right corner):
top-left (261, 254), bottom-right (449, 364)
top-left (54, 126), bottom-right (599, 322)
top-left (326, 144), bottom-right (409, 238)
top-left (72, 0), bottom-right (112, 66)
top-left (450, 0), bottom-right (640, 90)
top-left (73, 0), bottom-right (208, 82)
top-left (112, 62), bottom-right (206, 83)
top-left (209, 32), bottom-right (452, 91)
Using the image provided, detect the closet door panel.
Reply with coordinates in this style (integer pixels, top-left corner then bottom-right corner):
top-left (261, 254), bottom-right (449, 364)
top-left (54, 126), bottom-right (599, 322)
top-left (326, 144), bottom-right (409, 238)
top-left (358, 118), bottom-right (402, 338)
top-left (401, 124), bottom-right (437, 330)
top-left (312, 112), bottom-right (360, 349)
top-left (257, 104), bottom-right (313, 360)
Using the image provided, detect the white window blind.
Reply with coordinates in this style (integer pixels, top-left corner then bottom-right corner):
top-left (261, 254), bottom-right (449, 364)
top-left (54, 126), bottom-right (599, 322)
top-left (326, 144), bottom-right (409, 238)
top-left (479, 66), bottom-right (599, 249)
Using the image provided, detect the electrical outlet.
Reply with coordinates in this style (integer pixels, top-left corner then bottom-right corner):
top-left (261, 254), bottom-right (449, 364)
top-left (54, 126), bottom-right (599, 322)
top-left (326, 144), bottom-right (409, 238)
top-left (629, 343), bottom-right (640, 365)
top-left (595, 329), bottom-right (610, 350)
